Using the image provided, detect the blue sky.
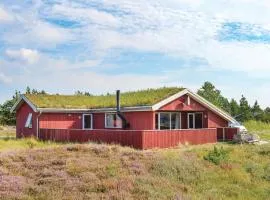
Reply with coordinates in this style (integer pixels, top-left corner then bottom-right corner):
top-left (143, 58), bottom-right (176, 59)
top-left (0, 0), bottom-right (270, 108)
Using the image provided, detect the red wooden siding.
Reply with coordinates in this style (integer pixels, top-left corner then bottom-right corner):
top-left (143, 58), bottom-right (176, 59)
top-left (39, 128), bottom-right (217, 149)
top-left (124, 111), bottom-right (155, 130)
top-left (39, 111), bottom-right (155, 130)
top-left (158, 94), bottom-right (228, 128)
top-left (142, 129), bottom-right (217, 149)
top-left (217, 128), bottom-right (239, 141)
top-left (160, 95), bottom-right (206, 111)
top-left (16, 102), bottom-right (37, 138)
top-left (39, 113), bottom-right (82, 129)
top-left (208, 110), bottom-right (228, 128)
top-left (39, 129), bottom-right (144, 149)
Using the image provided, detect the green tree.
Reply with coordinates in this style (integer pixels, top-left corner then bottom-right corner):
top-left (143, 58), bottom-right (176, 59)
top-left (26, 86), bottom-right (31, 94)
top-left (230, 99), bottom-right (240, 118)
top-left (197, 82), bottom-right (231, 113)
top-left (0, 91), bottom-right (20, 125)
top-left (251, 100), bottom-right (264, 121)
top-left (262, 107), bottom-right (270, 122)
top-left (239, 95), bottom-right (253, 122)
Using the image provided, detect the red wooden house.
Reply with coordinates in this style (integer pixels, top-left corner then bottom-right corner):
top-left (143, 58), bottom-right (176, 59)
top-left (11, 87), bottom-right (238, 149)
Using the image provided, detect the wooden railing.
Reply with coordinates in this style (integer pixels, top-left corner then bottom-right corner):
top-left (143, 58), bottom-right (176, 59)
top-left (39, 128), bottom-right (218, 149)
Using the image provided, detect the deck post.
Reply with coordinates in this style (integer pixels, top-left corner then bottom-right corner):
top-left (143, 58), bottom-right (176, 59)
top-left (222, 128), bottom-right (225, 141)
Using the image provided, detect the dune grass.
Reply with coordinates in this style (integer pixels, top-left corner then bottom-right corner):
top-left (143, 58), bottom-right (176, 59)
top-left (0, 142), bottom-right (269, 200)
top-left (244, 120), bottom-right (270, 140)
top-left (0, 137), bottom-right (60, 152)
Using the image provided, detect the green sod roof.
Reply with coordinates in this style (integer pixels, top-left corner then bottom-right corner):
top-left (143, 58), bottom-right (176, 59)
top-left (25, 87), bottom-right (185, 109)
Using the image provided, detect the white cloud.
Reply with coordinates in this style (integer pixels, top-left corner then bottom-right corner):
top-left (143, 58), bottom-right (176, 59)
top-left (0, 73), bottom-right (12, 84)
top-left (51, 4), bottom-right (119, 27)
top-left (0, 7), bottom-right (13, 22)
top-left (1, 0), bottom-right (270, 107)
top-left (5, 48), bottom-right (40, 64)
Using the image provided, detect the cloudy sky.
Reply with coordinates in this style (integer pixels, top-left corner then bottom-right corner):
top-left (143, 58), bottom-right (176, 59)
top-left (0, 0), bottom-right (270, 107)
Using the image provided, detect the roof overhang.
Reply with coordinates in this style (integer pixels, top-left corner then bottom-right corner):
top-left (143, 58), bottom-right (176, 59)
top-left (11, 95), bottom-right (38, 113)
top-left (38, 106), bottom-right (152, 113)
top-left (152, 89), bottom-right (237, 123)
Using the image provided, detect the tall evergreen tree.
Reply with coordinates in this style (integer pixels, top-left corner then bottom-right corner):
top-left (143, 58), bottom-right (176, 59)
top-left (230, 98), bottom-right (240, 118)
top-left (239, 95), bottom-right (253, 122)
top-left (251, 100), bottom-right (263, 121)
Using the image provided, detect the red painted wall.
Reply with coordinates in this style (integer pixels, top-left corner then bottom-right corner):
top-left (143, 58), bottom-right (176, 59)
top-left (16, 102), bottom-right (37, 138)
top-left (39, 111), bottom-right (155, 130)
top-left (39, 113), bottom-right (82, 129)
top-left (160, 95), bottom-right (206, 111)
top-left (158, 94), bottom-right (228, 128)
top-left (207, 110), bottom-right (228, 128)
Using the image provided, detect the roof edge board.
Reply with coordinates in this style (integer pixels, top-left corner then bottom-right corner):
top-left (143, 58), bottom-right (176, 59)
top-left (10, 95), bottom-right (38, 113)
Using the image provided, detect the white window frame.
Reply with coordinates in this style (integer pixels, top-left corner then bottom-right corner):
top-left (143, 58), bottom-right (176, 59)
top-left (82, 114), bottom-right (93, 130)
top-left (156, 112), bottom-right (181, 130)
top-left (105, 113), bottom-right (122, 129)
top-left (25, 113), bottom-right (33, 129)
top-left (188, 112), bottom-right (203, 129)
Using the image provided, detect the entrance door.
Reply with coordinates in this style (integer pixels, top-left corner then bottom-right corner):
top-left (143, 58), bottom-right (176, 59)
top-left (188, 113), bottom-right (203, 129)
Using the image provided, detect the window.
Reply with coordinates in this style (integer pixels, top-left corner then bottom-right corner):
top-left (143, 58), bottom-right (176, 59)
top-left (105, 113), bottom-right (122, 128)
top-left (25, 113), bottom-right (32, 128)
top-left (83, 114), bottom-right (93, 130)
top-left (155, 112), bottom-right (181, 130)
top-left (188, 113), bottom-right (203, 129)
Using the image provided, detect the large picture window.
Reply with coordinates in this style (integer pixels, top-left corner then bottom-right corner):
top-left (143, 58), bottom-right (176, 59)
top-left (105, 113), bottom-right (122, 128)
top-left (83, 114), bottom-right (93, 130)
top-left (155, 112), bottom-right (181, 130)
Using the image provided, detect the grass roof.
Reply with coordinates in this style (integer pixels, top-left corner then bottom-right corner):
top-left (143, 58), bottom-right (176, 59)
top-left (25, 87), bottom-right (185, 109)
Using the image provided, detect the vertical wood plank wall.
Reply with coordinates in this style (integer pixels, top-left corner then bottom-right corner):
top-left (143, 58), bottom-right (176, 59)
top-left (39, 128), bottom-right (219, 149)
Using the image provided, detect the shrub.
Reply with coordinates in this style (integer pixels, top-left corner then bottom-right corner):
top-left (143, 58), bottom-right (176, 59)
top-left (150, 153), bottom-right (202, 184)
top-left (204, 146), bottom-right (229, 165)
top-left (25, 138), bottom-right (39, 149)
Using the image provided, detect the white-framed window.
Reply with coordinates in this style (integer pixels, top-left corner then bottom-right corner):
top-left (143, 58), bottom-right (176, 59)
top-left (105, 113), bottom-right (122, 128)
top-left (83, 114), bottom-right (93, 130)
top-left (188, 112), bottom-right (203, 129)
top-left (155, 112), bottom-right (181, 130)
top-left (25, 113), bottom-right (33, 128)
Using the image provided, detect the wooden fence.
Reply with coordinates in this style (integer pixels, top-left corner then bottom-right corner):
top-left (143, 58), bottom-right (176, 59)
top-left (39, 128), bottom-right (218, 149)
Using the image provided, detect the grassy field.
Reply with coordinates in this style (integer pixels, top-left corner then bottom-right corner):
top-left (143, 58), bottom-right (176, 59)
top-left (0, 141), bottom-right (269, 199)
top-left (244, 120), bottom-right (270, 140)
top-left (0, 124), bottom-right (269, 199)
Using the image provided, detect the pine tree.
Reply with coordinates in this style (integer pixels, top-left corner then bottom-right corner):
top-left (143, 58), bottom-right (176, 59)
top-left (239, 95), bottom-right (253, 122)
top-left (252, 100), bottom-right (263, 120)
top-left (230, 99), bottom-right (240, 118)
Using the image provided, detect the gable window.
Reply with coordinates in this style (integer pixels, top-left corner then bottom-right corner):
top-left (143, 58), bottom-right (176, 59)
top-left (25, 113), bottom-right (33, 128)
top-left (155, 112), bottom-right (181, 130)
top-left (105, 113), bottom-right (122, 128)
top-left (83, 114), bottom-right (93, 130)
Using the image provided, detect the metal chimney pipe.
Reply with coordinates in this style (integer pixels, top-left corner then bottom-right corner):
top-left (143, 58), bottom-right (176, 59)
top-left (116, 90), bottom-right (120, 111)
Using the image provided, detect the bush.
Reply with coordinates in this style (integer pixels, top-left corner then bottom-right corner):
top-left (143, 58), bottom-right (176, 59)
top-left (25, 138), bottom-right (39, 149)
top-left (204, 146), bottom-right (229, 165)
